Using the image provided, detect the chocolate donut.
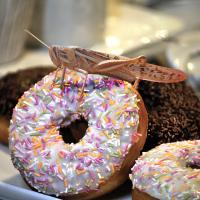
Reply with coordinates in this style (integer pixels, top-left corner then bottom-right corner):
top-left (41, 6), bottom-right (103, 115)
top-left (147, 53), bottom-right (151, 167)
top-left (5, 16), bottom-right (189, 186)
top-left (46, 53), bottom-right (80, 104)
top-left (0, 67), bottom-right (54, 144)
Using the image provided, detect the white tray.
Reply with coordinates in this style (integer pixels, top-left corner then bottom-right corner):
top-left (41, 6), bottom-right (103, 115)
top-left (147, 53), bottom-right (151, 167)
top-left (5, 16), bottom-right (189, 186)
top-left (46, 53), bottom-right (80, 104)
top-left (0, 144), bottom-right (59, 200)
top-left (166, 30), bottom-right (200, 94)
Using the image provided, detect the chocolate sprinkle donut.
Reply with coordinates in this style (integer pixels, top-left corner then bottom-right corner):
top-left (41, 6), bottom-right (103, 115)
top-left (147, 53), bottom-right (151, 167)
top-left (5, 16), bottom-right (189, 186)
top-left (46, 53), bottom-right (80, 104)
top-left (0, 67), bottom-right (54, 120)
top-left (139, 81), bottom-right (200, 151)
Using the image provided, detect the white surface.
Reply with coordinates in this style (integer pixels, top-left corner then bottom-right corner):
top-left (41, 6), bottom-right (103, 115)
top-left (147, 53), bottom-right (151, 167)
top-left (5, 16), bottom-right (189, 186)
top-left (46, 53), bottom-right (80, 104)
top-left (93, 3), bottom-right (183, 55)
top-left (0, 49), bottom-right (52, 77)
top-left (156, 0), bottom-right (200, 30)
top-left (35, 0), bottom-right (106, 47)
top-left (166, 30), bottom-right (200, 92)
top-left (167, 30), bottom-right (200, 70)
top-left (0, 182), bottom-right (58, 200)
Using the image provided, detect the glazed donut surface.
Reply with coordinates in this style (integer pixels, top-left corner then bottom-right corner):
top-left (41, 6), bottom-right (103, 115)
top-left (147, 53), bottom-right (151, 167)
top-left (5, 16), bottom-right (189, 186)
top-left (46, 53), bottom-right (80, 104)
top-left (10, 69), bottom-right (142, 197)
top-left (130, 140), bottom-right (200, 200)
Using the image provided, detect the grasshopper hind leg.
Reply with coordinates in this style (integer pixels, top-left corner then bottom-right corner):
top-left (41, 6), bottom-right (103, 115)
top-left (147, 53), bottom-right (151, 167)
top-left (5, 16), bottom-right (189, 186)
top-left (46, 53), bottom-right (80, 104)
top-left (133, 79), bottom-right (141, 90)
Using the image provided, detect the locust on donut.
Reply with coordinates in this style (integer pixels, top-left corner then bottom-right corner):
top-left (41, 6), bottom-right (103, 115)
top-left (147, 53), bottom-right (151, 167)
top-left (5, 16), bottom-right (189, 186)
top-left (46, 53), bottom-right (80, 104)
top-left (25, 30), bottom-right (186, 90)
top-left (9, 30), bottom-right (187, 200)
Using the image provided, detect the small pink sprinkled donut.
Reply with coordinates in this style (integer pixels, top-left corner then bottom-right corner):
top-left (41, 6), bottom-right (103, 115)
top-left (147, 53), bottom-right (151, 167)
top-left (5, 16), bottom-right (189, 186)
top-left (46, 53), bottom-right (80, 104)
top-left (9, 69), bottom-right (147, 199)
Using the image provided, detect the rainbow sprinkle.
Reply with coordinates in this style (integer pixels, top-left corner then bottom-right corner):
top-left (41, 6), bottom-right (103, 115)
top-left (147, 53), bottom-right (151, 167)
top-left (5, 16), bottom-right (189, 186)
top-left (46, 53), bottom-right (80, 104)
top-left (130, 140), bottom-right (200, 199)
top-left (10, 68), bottom-right (140, 196)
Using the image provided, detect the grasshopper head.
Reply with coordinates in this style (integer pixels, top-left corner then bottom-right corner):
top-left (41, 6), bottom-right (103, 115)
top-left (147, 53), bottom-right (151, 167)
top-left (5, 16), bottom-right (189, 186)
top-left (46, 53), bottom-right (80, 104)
top-left (49, 46), bottom-right (76, 69)
top-left (49, 46), bottom-right (63, 67)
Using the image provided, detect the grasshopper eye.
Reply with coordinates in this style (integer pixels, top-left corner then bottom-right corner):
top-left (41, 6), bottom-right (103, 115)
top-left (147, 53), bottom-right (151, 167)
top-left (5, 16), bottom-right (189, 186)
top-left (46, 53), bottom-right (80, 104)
top-left (59, 50), bottom-right (70, 62)
top-left (59, 48), bottom-right (76, 66)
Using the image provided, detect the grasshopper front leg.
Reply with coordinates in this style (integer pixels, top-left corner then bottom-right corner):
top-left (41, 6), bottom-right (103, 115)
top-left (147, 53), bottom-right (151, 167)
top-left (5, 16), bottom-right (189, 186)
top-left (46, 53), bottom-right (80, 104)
top-left (60, 66), bottom-right (67, 89)
top-left (74, 68), bottom-right (88, 100)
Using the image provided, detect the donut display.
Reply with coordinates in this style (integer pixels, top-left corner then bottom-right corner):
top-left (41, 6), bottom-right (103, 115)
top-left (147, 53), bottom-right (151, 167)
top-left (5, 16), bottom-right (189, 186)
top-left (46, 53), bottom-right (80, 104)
top-left (8, 41), bottom-right (188, 199)
top-left (0, 67), bottom-right (54, 145)
top-left (9, 68), bottom-right (148, 199)
top-left (130, 140), bottom-right (200, 200)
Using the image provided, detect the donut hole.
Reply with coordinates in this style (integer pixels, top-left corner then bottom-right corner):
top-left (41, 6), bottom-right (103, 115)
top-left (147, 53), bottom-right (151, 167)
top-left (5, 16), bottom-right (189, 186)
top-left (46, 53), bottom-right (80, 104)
top-left (186, 161), bottom-right (200, 169)
top-left (59, 116), bottom-right (88, 144)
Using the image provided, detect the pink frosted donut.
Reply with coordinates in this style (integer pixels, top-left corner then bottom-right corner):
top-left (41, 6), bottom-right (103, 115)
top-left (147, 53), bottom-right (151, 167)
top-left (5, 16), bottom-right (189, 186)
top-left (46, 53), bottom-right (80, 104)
top-left (9, 69), bottom-right (147, 199)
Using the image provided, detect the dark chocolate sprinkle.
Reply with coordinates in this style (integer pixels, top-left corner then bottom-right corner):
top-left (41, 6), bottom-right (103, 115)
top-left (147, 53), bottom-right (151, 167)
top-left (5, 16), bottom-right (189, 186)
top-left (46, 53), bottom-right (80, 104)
top-left (139, 81), bottom-right (200, 151)
top-left (0, 67), bottom-right (54, 120)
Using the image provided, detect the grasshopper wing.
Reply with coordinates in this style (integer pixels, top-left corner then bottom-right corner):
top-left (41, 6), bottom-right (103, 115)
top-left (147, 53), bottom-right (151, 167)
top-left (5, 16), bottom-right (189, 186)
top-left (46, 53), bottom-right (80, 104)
top-left (127, 62), bottom-right (187, 83)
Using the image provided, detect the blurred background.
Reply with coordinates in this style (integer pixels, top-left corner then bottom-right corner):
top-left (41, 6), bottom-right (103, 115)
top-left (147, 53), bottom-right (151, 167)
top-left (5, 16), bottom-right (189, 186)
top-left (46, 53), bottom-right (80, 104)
top-left (0, 0), bottom-right (200, 93)
top-left (0, 1), bottom-right (200, 199)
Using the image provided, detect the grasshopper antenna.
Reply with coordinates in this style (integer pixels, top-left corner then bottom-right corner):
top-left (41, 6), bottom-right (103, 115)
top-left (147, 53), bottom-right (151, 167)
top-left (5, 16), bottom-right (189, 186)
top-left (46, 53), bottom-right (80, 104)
top-left (24, 29), bottom-right (49, 48)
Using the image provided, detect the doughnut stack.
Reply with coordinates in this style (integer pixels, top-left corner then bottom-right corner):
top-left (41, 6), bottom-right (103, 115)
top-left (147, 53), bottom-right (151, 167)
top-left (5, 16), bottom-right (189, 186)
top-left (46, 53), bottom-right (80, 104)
top-left (6, 57), bottom-right (200, 199)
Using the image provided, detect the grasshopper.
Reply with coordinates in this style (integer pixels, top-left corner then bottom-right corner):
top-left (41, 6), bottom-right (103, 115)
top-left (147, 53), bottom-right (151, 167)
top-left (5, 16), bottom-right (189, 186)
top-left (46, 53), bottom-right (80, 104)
top-left (25, 30), bottom-right (186, 91)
